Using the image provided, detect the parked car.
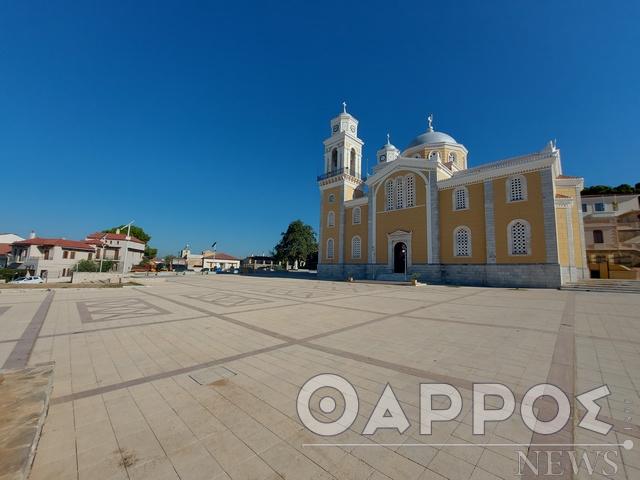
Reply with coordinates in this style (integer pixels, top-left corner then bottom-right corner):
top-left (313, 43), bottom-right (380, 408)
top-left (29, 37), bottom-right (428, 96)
top-left (201, 268), bottom-right (210, 274)
top-left (9, 276), bottom-right (44, 284)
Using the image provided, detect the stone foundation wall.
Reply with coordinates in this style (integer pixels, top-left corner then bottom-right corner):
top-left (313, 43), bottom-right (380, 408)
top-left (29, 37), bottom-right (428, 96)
top-left (319, 262), bottom-right (564, 288)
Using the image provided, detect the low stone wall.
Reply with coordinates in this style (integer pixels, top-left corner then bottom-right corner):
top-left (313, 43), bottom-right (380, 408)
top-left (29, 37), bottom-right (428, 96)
top-left (71, 272), bottom-right (122, 284)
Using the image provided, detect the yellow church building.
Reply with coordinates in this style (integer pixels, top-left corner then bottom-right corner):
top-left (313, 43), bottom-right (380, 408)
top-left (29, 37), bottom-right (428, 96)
top-left (317, 106), bottom-right (588, 288)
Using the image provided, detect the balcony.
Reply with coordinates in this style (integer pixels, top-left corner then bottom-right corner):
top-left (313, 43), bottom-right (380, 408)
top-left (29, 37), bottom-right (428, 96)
top-left (317, 168), bottom-right (365, 182)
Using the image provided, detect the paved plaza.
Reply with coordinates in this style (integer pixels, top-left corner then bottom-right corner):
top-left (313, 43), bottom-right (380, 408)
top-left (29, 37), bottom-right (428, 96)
top-left (0, 275), bottom-right (639, 479)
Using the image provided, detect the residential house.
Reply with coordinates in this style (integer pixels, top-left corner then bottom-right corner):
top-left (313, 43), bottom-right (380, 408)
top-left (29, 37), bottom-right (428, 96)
top-left (0, 233), bottom-right (24, 268)
top-left (9, 237), bottom-right (98, 278)
top-left (581, 194), bottom-right (640, 278)
top-left (85, 232), bottom-right (146, 273)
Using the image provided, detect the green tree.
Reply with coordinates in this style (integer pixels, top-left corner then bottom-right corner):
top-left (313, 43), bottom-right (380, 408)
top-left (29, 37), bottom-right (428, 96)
top-left (103, 225), bottom-right (156, 259)
top-left (99, 259), bottom-right (114, 272)
top-left (72, 259), bottom-right (100, 272)
top-left (164, 254), bottom-right (176, 271)
top-left (272, 220), bottom-right (318, 267)
top-left (615, 184), bottom-right (634, 194)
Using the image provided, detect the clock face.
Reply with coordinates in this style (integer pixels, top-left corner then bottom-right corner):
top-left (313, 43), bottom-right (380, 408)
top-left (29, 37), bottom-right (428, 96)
top-left (333, 125), bottom-right (339, 132)
top-left (350, 125), bottom-right (356, 133)
top-left (380, 154), bottom-right (386, 163)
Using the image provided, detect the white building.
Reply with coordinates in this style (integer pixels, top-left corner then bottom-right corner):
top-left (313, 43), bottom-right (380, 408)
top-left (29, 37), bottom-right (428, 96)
top-left (85, 232), bottom-right (146, 273)
top-left (581, 194), bottom-right (640, 275)
top-left (9, 237), bottom-right (98, 278)
top-left (0, 233), bottom-right (24, 268)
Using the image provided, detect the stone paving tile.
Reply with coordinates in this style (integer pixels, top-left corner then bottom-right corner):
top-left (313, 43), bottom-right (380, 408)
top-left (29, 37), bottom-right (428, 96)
top-left (2, 276), bottom-right (640, 479)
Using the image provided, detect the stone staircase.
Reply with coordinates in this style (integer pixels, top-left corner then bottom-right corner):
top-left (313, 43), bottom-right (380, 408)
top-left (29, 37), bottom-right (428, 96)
top-left (374, 273), bottom-right (412, 283)
top-left (561, 279), bottom-right (640, 294)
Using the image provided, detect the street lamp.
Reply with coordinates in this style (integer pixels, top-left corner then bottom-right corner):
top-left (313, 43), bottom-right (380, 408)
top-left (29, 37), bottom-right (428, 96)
top-left (121, 220), bottom-right (134, 280)
top-left (211, 242), bottom-right (217, 272)
top-left (99, 233), bottom-right (108, 273)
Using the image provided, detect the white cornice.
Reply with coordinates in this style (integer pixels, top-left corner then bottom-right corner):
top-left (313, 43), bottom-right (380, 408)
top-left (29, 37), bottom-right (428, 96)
top-left (319, 176), bottom-right (364, 191)
top-left (555, 177), bottom-right (584, 188)
top-left (437, 154), bottom-right (558, 189)
top-left (555, 198), bottom-right (574, 208)
top-left (365, 157), bottom-right (437, 187)
top-left (344, 197), bottom-right (368, 207)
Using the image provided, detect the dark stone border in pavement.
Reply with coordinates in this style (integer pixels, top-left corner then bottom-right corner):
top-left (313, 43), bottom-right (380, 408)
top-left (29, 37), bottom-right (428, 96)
top-left (2, 292), bottom-right (55, 370)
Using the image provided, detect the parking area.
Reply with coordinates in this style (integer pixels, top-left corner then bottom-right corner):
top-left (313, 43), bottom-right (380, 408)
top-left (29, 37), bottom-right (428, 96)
top-left (0, 275), bottom-right (639, 479)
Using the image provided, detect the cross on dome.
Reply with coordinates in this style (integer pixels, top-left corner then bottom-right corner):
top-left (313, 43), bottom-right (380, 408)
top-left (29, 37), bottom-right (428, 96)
top-left (427, 114), bottom-right (434, 131)
top-left (343, 102), bottom-right (347, 113)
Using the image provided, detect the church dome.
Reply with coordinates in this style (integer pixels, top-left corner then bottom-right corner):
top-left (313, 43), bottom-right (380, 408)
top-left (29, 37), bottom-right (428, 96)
top-left (406, 129), bottom-right (456, 149)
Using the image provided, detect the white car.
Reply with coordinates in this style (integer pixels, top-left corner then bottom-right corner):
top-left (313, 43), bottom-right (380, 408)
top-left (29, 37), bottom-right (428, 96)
top-left (9, 276), bottom-right (44, 284)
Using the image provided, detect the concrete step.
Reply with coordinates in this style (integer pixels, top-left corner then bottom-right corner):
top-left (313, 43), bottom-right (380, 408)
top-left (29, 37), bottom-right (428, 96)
top-left (375, 273), bottom-right (412, 282)
top-left (561, 279), bottom-right (640, 294)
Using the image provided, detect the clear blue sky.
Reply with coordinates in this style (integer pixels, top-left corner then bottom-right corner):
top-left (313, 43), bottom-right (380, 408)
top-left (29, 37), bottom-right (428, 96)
top-left (2, 1), bottom-right (638, 258)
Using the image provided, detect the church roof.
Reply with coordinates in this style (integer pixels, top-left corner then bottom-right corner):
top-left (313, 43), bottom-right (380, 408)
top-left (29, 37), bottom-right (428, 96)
top-left (406, 129), bottom-right (457, 149)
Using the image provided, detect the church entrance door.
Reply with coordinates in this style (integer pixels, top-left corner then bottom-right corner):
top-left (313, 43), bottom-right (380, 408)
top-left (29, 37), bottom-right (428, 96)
top-left (394, 242), bottom-right (407, 274)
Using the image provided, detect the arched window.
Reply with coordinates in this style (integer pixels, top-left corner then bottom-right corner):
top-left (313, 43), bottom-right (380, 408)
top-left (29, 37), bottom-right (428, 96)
top-left (428, 151), bottom-right (438, 159)
top-left (327, 211), bottom-right (335, 227)
top-left (326, 239), bottom-right (334, 259)
top-left (385, 179), bottom-right (394, 211)
top-left (406, 174), bottom-right (415, 207)
top-left (448, 151), bottom-right (457, 164)
top-left (593, 230), bottom-right (604, 244)
top-left (353, 206), bottom-right (361, 225)
top-left (507, 175), bottom-right (527, 202)
top-left (508, 219), bottom-right (531, 255)
top-left (454, 227), bottom-right (471, 257)
top-left (413, 153), bottom-right (422, 159)
top-left (352, 236), bottom-right (362, 259)
top-left (331, 149), bottom-right (338, 173)
top-left (396, 177), bottom-right (404, 209)
top-left (453, 186), bottom-right (469, 210)
top-left (350, 148), bottom-right (356, 175)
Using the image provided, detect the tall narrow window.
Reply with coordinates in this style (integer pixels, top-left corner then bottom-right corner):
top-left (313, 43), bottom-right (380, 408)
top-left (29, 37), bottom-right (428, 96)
top-left (453, 187), bottom-right (468, 210)
top-left (350, 148), bottom-right (356, 176)
top-left (509, 220), bottom-right (531, 255)
top-left (594, 203), bottom-right (605, 212)
top-left (386, 179), bottom-right (394, 211)
top-left (331, 149), bottom-right (338, 173)
top-left (593, 230), bottom-right (604, 244)
top-left (396, 177), bottom-right (404, 209)
top-left (353, 206), bottom-right (361, 225)
top-left (326, 239), bottom-right (334, 259)
top-left (352, 236), bottom-right (362, 259)
top-left (448, 151), bottom-right (457, 165)
top-left (327, 211), bottom-right (335, 227)
top-left (454, 227), bottom-right (471, 257)
top-left (406, 174), bottom-right (415, 207)
top-left (507, 175), bottom-right (527, 202)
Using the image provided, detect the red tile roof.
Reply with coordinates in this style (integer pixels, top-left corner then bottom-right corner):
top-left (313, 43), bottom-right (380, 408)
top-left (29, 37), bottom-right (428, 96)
top-left (12, 238), bottom-right (96, 251)
top-left (203, 252), bottom-right (241, 261)
top-left (86, 232), bottom-right (145, 244)
top-left (0, 244), bottom-right (12, 255)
